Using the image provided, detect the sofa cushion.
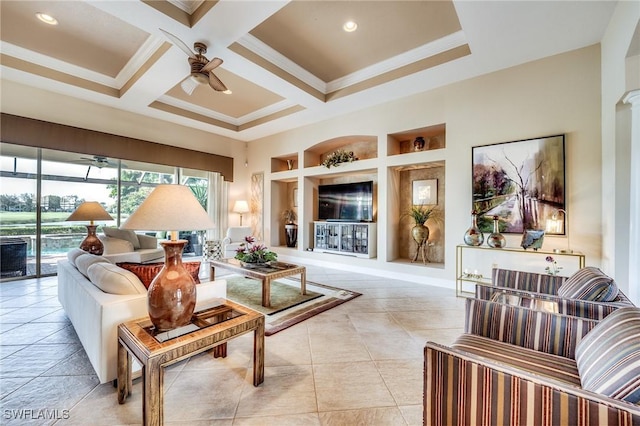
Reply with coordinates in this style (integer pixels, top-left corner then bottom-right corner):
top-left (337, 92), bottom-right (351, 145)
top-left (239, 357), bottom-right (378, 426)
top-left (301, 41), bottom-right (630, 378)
top-left (116, 262), bottom-right (201, 289)
top-left (575, 307), bottom-right (640, 404)
top-left (453, 334), bottom-right (581, 386)
top-left (86, 262), bottom-right (146, 295)
top-left (557, 267), bottom-right (619, 302)
top-left (103, 226), bottom-right (140, 249)
top-left (67, 248), bottom-right (87, 267)
top-left (75, 253), bottom-right (110, 277)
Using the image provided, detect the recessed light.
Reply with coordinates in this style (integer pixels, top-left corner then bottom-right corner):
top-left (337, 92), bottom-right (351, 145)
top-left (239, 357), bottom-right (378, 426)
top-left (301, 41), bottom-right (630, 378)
top-left (36, 13), bottom-right (58, 25)
top-left (223, 89), bottom-right (232, 95)
top-left (343, 20), bottom-right (357, 32)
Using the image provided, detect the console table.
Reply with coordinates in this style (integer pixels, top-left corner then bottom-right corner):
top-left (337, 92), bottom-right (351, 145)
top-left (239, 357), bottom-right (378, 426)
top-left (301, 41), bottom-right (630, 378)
top-left (456, 244), bottom-right (586, 297)
top-left (313, 221), bottom-right (377, 258)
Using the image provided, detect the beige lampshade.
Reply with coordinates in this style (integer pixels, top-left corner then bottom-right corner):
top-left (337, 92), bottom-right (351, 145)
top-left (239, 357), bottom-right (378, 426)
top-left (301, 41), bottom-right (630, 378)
top-left (121, 184), bottom-right (215, 239)
top-left (66, 201), bottom-right (113, 224)
top-left (232, 200), bottom-right (250, 214)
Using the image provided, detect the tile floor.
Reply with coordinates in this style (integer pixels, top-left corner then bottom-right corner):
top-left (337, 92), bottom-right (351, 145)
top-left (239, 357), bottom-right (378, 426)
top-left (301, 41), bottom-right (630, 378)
top-left (0, 263), bottom-right (465, 425)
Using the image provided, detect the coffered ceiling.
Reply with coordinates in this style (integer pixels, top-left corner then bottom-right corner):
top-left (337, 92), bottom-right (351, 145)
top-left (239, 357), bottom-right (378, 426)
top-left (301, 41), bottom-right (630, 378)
top-left (0, 1), bottom-right (617, 142)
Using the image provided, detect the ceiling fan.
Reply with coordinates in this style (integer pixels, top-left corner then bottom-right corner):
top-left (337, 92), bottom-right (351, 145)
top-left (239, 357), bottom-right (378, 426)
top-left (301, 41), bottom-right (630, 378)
top-left (77, 155), bottom-right (118, 168)
top-left (73, 156), bottom-right (121, 180)
top-left (160, 29), bottom-right (229, 96)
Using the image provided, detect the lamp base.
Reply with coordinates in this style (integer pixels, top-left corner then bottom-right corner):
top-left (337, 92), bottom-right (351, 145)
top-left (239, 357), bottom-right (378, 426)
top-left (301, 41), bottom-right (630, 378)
top-left (80, 225), bottom-right (104, 255)
top-left (147, 240), bottom-right (196, 331)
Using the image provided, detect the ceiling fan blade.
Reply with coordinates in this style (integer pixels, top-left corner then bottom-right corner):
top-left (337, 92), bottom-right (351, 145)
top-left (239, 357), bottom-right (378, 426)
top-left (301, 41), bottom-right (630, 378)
top-left (208, 72), bottom-right (228, 92)
top-left (159, 28), bottom-right (196, 58)
top-left (201, 57), bottom-right (223, 73)
top-left (180, 76), bottom-right (200, 95)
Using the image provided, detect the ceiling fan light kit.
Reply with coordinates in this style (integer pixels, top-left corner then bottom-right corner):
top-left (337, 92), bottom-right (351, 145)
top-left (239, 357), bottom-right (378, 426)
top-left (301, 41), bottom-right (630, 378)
top-left (160, 29), bottom-right (229, 96)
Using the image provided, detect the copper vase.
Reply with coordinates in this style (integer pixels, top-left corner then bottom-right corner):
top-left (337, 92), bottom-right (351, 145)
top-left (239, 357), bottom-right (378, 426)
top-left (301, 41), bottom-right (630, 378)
top-left (147, 240), bottom-right (196, 331)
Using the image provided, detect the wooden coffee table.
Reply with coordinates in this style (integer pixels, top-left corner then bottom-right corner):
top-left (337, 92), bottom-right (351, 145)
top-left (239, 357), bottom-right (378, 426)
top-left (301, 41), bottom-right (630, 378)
top-left (210, 259), bottom-right (306, 308)
top-left (117, 299), bottom-right (264, 426)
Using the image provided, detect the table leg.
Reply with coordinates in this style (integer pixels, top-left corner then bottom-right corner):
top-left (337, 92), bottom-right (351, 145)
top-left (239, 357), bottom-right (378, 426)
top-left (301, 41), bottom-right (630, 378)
top-left (262, 278), bottom-right (271, 307)
top-left (253, 317), bottom-right (265, 386)
top-left (213, 343), bottom-right (227, 358)
top-left (300, 269), bottom-right (306, 295)
top-left (143, 360), bottom-right (163, 426)
top-left (117, 339), bottom-right (130, 404)
top-left (209, 265), bottom-right (216, 281)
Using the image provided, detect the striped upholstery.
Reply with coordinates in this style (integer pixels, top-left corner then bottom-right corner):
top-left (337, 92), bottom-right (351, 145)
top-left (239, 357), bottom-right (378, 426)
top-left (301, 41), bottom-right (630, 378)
top-left (575, 307), bottom-right (640, 404)
top-left (476, 284), bottom-right (623, 320)
top-left (465, 298), bottom-right (598, 358)
top-left (558, 267), bottom-right (619, 302)
top-left (424, 342), bottom-right (640, 426)
top-left (452, 334), bottom-right (581, 385)
top-left (492, 268), bottom-right (567, 294)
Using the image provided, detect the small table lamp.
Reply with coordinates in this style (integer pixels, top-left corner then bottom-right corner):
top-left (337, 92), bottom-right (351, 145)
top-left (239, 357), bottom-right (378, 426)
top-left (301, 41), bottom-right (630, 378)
top-left (122, 184), bottom-right (215, 331)
top-left (233, 200), bottom-right (250, 226)
top-left (66, 201), bottom-right (114, 255)
top-left (546, 209), bottom-right (572, 254)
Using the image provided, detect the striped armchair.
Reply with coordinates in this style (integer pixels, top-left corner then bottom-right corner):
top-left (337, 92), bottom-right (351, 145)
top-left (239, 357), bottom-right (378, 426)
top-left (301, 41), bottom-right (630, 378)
top-left (475, 268), bottom-right (634, 319)
top-left (424, 298), bottom-right (640, 426)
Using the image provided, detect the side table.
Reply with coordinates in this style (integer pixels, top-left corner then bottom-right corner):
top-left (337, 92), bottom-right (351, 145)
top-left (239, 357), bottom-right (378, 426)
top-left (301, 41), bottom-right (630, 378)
top-left (117, 299), bottom-right (265, 426)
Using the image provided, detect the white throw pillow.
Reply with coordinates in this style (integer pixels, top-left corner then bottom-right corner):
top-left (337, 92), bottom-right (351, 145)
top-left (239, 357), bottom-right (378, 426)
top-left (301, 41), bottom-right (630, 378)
top-left (103, 226), bottom-right (140, 249)
top-left (100, 236), bottom-right (135, 255)
top-left (87, 263), bottom-right (146, 295)
top-left (75, 253), bottom-right (110, 277)
top-left (67, 248), bottom-right (87, 267)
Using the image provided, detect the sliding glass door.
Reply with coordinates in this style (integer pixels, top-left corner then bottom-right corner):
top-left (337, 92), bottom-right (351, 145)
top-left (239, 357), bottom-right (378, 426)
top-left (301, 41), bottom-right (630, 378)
top-left (0, 143), bottom-right (221, 281)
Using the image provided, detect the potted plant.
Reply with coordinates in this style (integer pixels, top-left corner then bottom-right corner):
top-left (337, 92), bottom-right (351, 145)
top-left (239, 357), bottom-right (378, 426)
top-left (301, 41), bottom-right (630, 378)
top-left (234, 236), bottom-right (277, 267)
top-left (405, 204), bottom-right (439, 245)
top-left (282, 209), bottom-right (298, 247)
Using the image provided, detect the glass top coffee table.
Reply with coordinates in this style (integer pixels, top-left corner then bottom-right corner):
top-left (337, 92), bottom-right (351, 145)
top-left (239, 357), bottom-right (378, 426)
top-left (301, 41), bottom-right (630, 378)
top-left (210, 258), bottom-right (306, 308)
top-left (117, 298), bottom-right (264, 426)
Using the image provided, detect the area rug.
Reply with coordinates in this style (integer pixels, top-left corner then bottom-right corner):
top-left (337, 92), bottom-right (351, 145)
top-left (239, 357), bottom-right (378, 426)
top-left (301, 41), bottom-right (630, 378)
top-left (224, 275), bottom-right (361, 335)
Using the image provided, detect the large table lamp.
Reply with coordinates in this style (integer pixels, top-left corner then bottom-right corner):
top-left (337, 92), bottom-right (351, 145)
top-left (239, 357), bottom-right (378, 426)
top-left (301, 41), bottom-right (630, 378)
top-left (66, 201), bottom-right (114, 255)
top-left (122, 184), bottom-right (215, 331)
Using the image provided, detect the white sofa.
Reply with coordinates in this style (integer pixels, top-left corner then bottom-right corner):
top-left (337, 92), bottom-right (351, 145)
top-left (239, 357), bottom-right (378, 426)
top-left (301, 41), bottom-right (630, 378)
top-left (57, 249), bottom-right (226, 384)
top-left (222, 226), bottom-right (253, 258)
top-left (98, 226), bottom-right (164, 263)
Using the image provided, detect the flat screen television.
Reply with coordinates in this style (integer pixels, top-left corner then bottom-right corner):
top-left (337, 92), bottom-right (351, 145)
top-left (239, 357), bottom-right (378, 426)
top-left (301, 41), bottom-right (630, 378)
top-left (318, 181), bottom-right (373, 222)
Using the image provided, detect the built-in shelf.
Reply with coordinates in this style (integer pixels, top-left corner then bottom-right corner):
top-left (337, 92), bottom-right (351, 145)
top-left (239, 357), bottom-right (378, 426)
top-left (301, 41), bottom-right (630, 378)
top-left (304, 135), bottom-right (377, 168)
top-left (268, 125), bottom-right (447, 269)
top-left (387, 123), bottom-right (446, 156)
top-left (271, 154), bottom-right (298, 173)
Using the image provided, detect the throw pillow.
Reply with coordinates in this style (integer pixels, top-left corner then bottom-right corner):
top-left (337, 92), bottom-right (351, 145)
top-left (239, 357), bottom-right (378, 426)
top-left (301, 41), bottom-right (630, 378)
top-left (557, 266), bottom-right (619, 302)
top-left (75, 253), bottom-right (111, 277)
top-left (67, 248), bottom-right (87, 267)
top-left (575, 307), bottom-right (640, 404)
top-left (87, 263), bottom-right (146, 295)
top-left (116, 262), bottom-right (201, 289)
top-left (100, 236), bottom-right (135, 255)
top-left (103, 226), bottom-right (141, 249)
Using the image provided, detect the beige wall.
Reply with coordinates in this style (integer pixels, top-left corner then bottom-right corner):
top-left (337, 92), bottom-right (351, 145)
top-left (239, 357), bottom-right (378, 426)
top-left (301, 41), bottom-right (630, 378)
top-left (247, 45), bottom-right (602, 287)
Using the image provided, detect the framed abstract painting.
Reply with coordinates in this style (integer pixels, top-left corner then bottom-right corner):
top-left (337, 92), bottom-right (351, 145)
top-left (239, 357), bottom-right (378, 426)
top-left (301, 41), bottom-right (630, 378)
top-left (472, 134), bottom-right (565, 234)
